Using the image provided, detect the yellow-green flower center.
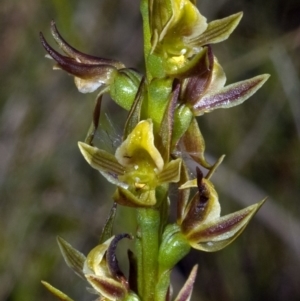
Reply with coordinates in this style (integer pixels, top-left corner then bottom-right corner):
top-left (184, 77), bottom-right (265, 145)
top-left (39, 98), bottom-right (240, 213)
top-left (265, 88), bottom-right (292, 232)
top-left (115, 119), bottom-right (164, 190)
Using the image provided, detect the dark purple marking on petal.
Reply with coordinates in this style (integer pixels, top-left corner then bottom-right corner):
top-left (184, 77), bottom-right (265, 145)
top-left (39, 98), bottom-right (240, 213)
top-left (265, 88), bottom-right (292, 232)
top-left (184, 46), bottom-right (214, 105)
top-left (50, 21), bottom-right (124, 68)
top-left (40, 32), bottom-right (116, 79)
top-left (92, 95), bottom-right (102, 138)
top-left (196, 167), bottom-right (209, 208)
top-left (189, 211), bottom-right (248, 241)
top-left (181, 167), bottom-right (210, 233)
top-left (106, 233), bottom-right (133, 282)
top-left (87, 275), bottom-right (125, 298)
top-left (193, 75), bottom-right (269, 114)
top-left (174, 265), bottom-right (198, 301)
top-left (159, 79), bottom-right (181, 161)
top-left (127, 249), bottom-right (138, 294)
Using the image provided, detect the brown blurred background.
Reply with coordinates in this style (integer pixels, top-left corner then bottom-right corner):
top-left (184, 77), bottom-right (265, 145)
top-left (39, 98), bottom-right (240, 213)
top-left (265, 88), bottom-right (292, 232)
top-left (0, 0), bottom-right (299, 300)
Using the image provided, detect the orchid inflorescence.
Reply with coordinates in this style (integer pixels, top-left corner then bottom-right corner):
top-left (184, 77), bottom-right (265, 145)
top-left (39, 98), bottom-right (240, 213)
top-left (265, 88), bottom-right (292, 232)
top-left (40, 1), bottom-right (269, 301)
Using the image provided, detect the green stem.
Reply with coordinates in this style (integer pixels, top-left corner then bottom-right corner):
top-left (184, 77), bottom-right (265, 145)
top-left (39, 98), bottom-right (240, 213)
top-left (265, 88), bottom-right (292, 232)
top-left (136, 207), bottom-right (161, 301)
top-left (140, 0), bottom-right (152, 81)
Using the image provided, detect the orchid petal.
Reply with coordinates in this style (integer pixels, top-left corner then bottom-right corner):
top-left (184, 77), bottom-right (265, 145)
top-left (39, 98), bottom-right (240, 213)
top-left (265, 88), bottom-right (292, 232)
top-left (174, 265), bottom-right (198, 301)
top-left (181, 171), bottom-right (220, 234)
top-left (41, 281), bottom-right (75, 301)
top-left (188, 199), bottom-right (266, 252)
top-left (182, 46), bottom-right (214, 105)
top-left (40, 33), bottom-right (117, 93)
top-left (206, 58), bottom-right (227, 93)
top-left (84, 237), bottom-right (114, 276)
top-left (50, 20), bottom-right (124, 68)
top-left (157, 158), bottom-right (182, 184)
top-left (57, 237), bottom-right (86, 279)
top-left (177, 162), bottom-right (191, 224)
top-left (158, 80), bottom-right (180, 161)
top-left (188, 12), bottom-right (243, 46)
top-left (193, 74), bottom-right (270, 115)
top-left (86, 274), bottom-right (126, 300)
top-left (180, 117), bottom-right (211, 168)
top-left (106, 234), bottom-right (133, 280)
top-left (78, 142), bottom-right (126, 187)
top-left (113, 187), bottom-right (157, 207)
top-left (115, 120), bottom-right (164, 171)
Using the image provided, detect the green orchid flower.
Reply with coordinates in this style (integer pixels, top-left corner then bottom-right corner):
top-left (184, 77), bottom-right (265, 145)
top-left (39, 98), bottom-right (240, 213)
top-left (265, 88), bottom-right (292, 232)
top-left (147, 0), bottom-right (243, 76)
top-left (40, 21), bottom-right (141, 110)
top-left (78, 119), bottom-right (181, 207)
top-left (177, 167), bottom-right (266, 251)
top-left (42, 235), bottom-right (139, 301)
top-left (178, 46), bottom-right (270, 116)
top-left (157, 165), bottom-right (265, 280)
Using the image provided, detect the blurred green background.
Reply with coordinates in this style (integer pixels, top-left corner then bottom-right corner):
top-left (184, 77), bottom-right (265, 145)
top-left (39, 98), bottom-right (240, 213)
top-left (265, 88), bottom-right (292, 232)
top-left (0, 0), bottom-right (299, 300)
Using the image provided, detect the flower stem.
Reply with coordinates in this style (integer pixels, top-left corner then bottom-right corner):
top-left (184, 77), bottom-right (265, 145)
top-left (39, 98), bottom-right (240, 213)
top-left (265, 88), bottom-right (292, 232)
top-left (136, 207), bottom-right (161, 301)
top-left (140, 0), bottom-right (153, 81)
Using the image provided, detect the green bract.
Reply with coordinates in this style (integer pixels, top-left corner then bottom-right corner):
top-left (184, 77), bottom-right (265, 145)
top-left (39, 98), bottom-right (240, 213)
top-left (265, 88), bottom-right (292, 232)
top-left (41, 1), bottom-right (270, 301)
